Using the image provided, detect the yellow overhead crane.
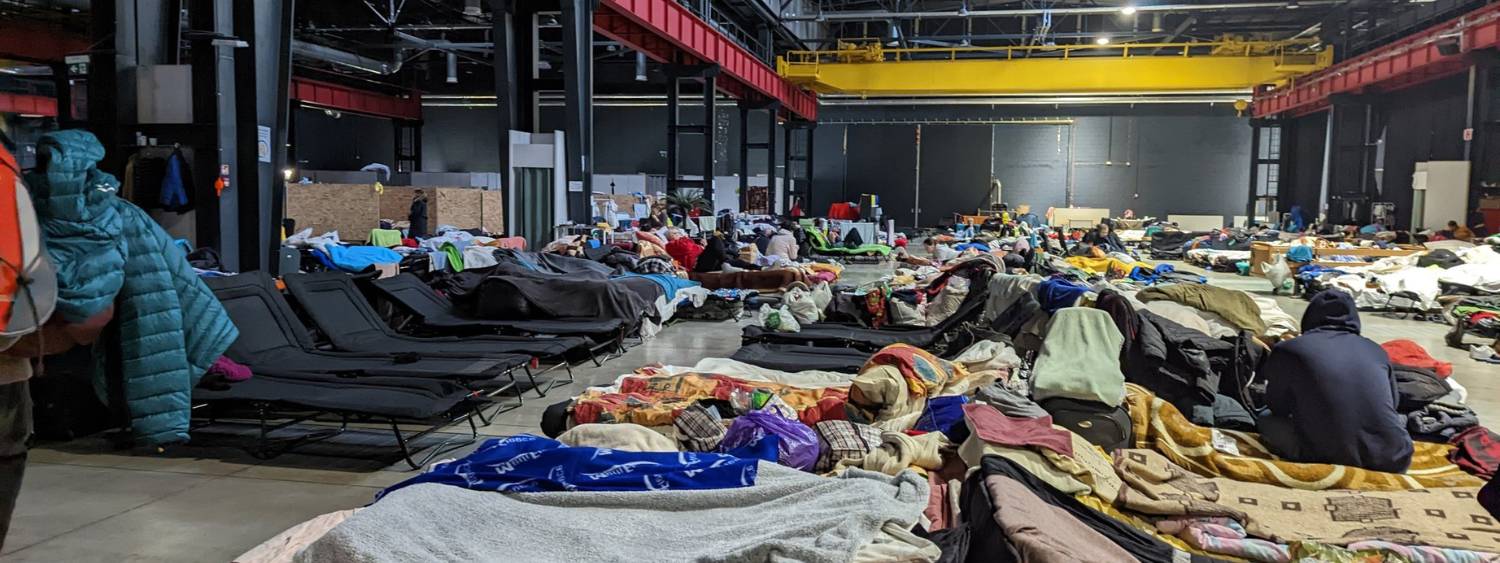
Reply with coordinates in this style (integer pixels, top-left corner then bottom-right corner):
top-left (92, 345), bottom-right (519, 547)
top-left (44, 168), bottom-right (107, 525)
top-left (776, 38), bottom-right (1332, 97)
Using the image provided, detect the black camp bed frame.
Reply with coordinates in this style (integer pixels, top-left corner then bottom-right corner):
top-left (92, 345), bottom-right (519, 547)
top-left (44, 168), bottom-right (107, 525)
top-left (205, 273), bottom-right (530, 411)
top-left (730, 342), bottom-right (870, 373)
top-left (282, 272), bottom-right (584, 396)
top-left (369, 273), bottom-right (630, 366)
top-left (740, 267), bottom-right (993, 354)
top-left (191, 372), bottom-right (483, 469)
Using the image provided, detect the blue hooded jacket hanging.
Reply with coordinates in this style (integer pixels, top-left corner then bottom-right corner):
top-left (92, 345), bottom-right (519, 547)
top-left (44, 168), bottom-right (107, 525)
top-left (158, 149), bottom-right (192, 211)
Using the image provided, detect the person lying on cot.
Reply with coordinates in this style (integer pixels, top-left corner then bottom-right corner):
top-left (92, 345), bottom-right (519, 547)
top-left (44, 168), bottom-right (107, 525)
top-left (1256, 290), bottom-right (1413, 473)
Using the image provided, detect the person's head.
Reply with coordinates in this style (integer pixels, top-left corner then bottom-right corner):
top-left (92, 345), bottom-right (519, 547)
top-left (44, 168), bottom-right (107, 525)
top-left (924, 238), bottom-right (937, 249)
top-left (1448, 220), bottom-right (1460, 230)
top-left (1302, 290), bottom-right (1361, 335)
top-left (413, 188), bottom-right (425, 200)
top-left (1096, 222), bottom-right (1111, 235)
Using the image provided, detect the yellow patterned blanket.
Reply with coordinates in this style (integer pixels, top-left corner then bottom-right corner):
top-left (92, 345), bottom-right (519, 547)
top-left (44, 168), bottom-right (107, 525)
top-left (1124, 384), bottom-right (1481, 491)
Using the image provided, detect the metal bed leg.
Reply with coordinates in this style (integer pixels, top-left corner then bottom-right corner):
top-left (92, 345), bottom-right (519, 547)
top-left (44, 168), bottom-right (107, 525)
top-left (388, 412), bottom-right (481, 471)
top-left (522, 365), bottom-right (546, 398)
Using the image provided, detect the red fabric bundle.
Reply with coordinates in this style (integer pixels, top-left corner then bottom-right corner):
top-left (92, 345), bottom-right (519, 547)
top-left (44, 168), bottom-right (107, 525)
top-left (1381, 339), bottom-right (1453, 378)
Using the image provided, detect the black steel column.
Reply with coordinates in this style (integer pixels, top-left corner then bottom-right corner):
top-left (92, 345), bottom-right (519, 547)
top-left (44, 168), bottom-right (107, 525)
top-left (665, 64), bottom-right (719, 198)
top-left (1326, 95), bottom-right (1377, 224)
top-left (766, 107), bottom-right (777, 214)
top-left (667, 74), bottom-right (680, 195)
top-left (702, 72), bottom-right (716, 204)
top-left (1466, 52), bottom-right (1500, 218)
top-left (1248, 120), bottom-right (1263, 218)
top-left (560, 0), bottom-right (596, 222)
top-left (268, 0), bottom-right (295, 270)
top-left (782, 124), bottom-right (791, 214)
top-left (737, 99), bottom-right (778, 214)
top-left (188, 0), bottom-right (233, 260)
top-left (231, 0), bottom-right (292, 272)
top-left (738, 104), bottom-right (749, 210)
top-left (783, 120), bottom-right (814, 215)
top-left (805, 124), bottom-right (815, 214)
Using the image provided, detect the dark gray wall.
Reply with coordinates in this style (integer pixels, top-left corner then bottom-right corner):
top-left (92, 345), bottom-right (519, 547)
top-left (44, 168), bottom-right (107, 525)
top-left (408, 103), bottom-right (1251, 229)
top-left (293, 107), bottom-right (395, 171)
top-left (812, 105), bottom-right (1253, 228)
top-left (421, 104), bottom-right (784, 177)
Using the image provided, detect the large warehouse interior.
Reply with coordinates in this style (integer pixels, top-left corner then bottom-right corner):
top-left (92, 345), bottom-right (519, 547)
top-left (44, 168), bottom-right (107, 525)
top-left (5, 0), bottom-right (1500, 561)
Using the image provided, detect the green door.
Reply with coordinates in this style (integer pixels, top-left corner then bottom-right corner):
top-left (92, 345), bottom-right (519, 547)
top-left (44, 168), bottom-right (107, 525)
top-left (515, 167), bottom-right (554, 248)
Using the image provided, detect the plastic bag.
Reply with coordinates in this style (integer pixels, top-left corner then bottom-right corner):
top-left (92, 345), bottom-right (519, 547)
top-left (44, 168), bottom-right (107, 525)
top-left (719, 409), bottom-right (821, 471)
top-left (1262, 252), bottom-right (1292, 295)
top-left (784, 287), bottom-right (821, 325)
top-left (758, 305), bottom-right (802, 333)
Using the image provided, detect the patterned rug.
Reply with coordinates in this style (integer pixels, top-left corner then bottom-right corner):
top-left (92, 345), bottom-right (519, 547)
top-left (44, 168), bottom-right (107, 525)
top-left (1113, 448), bottom-right (1500, 553)
top-left (1124, 384), bottom-right (1482, 491)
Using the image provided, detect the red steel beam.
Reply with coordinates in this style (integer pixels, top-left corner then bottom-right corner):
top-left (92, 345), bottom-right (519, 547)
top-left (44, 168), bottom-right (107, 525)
top-left (0, 23), bottom-right (90, 63)
top-left (594, 0), bottom-right (818, 121)
top-left (290, 77), bottom-right (422, 121)
top-left (1254, 2), bottom-right (1500, 117)
top-left (0, 93), bottom-right (58, 117)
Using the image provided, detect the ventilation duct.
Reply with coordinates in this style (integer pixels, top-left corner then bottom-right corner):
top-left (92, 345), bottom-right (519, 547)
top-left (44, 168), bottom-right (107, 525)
top-left (291, 40), bottom-right (400, 74)
top-left (635, 52), bottom-right (648, 81)
top-left (446, 51), bottom-right (459, 83)
top-left (463, 0), bottom-right (483, 16)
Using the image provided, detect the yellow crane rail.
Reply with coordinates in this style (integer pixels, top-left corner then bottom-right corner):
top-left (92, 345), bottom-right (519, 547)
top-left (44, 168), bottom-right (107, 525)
top-left (776, 39), bottom-right (1332, 96)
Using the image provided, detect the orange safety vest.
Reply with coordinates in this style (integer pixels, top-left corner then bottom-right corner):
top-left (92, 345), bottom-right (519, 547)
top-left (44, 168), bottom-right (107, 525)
top-left (0, 145), bottom-right (22, 332)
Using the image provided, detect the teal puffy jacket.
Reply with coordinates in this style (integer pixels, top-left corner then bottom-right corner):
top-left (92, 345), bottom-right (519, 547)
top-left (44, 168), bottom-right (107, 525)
top-left (29, 131), bottom-right (238, 446)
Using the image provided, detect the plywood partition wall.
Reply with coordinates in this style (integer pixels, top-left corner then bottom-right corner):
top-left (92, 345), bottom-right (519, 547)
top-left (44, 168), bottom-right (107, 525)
top-left (480, 190), bottom-right (505, 233)
top-left (285, 183), bottom-right (504, 243)
top-left (435, 188), bottom-right (483, 232)
top-left (378, 186), bottom-right (433, 230)
top-left (284, 183), bottom-right (381, 240)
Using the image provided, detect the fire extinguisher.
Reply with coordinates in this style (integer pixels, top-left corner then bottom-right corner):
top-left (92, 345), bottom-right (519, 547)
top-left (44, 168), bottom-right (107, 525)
top-left (214, 164), bottom-right (230, 196)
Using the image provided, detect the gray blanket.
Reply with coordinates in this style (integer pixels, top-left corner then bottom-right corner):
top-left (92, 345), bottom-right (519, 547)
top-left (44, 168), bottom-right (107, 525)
top-left (295, 463), bottom-right (927, 563)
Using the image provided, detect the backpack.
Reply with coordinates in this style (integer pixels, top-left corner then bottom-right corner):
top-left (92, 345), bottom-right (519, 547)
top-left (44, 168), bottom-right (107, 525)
top-left (1039, 397), bottom-right (1132, 452)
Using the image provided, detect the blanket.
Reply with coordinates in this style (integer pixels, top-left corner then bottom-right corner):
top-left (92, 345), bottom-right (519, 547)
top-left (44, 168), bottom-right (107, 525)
top-left (1114, 448), bottom-right (1498, 553)
top-left (295, 464), bottom-right (928, 563)
top-left (571, 372), bottom-right (848, 428)
top-left (689, 269), bottom-right (806, 291)
top-left (379, 435), bottom-right (753, 497)
top-left (1138, 283), bottom-right (1267, 335)
top-left (1125, 385), bottom-right (1481, 490)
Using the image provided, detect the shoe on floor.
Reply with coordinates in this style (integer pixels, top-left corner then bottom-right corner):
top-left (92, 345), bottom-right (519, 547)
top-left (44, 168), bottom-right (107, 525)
top-left (1470, 345), bottom-right (1500, 364)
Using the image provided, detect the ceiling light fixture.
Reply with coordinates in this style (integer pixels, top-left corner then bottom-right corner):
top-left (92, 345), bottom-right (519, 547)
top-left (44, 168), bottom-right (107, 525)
top-left (1121, 6), bottom-right (1137, 15)
top-left (1286, 0), bottom-right (1300, 8)
top-left (1096, 36), bottom-right (1112, 45)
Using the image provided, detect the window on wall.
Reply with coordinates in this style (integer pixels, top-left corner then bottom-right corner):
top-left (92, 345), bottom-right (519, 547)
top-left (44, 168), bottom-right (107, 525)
top-left (1253, 123), bottom-right (1282, 219)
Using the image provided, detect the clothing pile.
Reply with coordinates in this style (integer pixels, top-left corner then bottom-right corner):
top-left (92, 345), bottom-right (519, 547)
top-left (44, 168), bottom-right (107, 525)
top-left (238, 250), bottom-right (1500, 563)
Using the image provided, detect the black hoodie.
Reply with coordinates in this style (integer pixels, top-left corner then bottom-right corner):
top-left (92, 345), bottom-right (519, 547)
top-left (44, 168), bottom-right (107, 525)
top-left (1261, 290), bottom-right (1413, 472)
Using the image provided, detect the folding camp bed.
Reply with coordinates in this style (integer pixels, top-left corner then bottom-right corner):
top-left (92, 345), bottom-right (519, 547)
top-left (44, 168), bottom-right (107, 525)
top-left (804, 227), bottom-right (892, 264)
top-left (282, 272), bottom-right (589, 394)
top-left (193, 371), bottom-right (480, 469)
top-left (729, 342), bottom-right (871, 373)
top-left (369, 273), bottom-right (629, 364)
top-left (205, 273), bottom-right (529, 411)
top-left (741, 266), bottom-right (993, 354)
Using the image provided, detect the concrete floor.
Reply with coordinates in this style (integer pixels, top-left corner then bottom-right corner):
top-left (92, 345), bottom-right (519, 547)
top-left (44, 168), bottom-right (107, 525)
top-left (6, 262), bottom-right (1497, 561)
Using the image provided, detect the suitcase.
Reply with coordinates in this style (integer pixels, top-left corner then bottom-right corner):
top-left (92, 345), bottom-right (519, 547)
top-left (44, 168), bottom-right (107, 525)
top-left (1039, 397), bottom-right (1132, 452)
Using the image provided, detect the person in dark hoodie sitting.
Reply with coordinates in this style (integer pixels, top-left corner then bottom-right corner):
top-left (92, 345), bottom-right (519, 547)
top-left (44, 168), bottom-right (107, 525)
top-left (1256, 290), bottom-right (1413, 472)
